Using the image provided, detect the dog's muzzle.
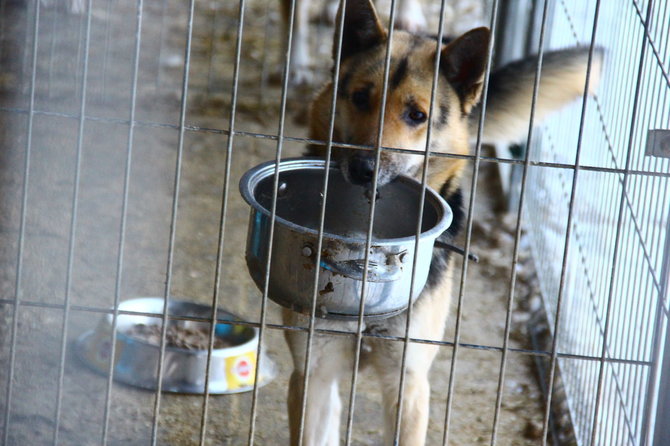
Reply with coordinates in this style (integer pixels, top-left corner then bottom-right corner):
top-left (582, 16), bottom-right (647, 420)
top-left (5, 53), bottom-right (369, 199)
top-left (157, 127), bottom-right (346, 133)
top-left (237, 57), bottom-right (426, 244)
top-left (347, 154), bottom-right (376, 185)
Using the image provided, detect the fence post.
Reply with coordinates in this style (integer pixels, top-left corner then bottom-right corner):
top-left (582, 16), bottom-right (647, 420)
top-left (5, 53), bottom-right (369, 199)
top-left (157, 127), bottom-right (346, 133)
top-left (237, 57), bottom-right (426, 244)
top-left (642, 203), bottom-right (670, 445)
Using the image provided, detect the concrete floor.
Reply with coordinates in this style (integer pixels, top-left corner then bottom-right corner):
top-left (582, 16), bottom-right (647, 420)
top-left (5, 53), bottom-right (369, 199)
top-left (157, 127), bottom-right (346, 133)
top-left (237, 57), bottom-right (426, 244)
top-left (0, 0), bottom-right (550, 444)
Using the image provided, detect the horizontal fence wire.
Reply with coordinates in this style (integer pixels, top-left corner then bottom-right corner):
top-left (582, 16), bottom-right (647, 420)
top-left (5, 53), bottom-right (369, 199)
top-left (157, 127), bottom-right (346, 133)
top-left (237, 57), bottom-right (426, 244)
top-left (0, 107), bottom-right (670, 187)
top-left (0, 105), bottom-right (668, 180)
top-left (0, 297), bottom-right (654, 367)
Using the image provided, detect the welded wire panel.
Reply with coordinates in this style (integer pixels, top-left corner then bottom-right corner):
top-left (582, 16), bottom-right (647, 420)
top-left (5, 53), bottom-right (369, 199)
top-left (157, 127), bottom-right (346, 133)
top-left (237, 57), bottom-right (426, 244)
top-left (525, 0), bottom-right (670, 444)
top-left (4, 0), bottom-right (668, 444)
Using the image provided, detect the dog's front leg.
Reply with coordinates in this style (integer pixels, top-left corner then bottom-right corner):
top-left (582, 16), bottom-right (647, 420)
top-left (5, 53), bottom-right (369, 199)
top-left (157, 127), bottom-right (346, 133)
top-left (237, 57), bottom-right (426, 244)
top-left (288, 369), bottom-right (342, 446)
top-left (283, 309), bottom-right (357, 446)
top-left (373, 347), bottom-right (434, 446)
top-left (381, 369), bottom-right (431, 445)
top-left (367, 269), bottom-right (454, 445)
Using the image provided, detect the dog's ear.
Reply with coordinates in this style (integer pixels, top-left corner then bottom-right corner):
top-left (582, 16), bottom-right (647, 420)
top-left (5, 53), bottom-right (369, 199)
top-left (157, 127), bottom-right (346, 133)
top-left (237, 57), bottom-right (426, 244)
top-left (440, 27), bottom-right (491, 111)
top-left (334, 0), bottom-right (387, 60)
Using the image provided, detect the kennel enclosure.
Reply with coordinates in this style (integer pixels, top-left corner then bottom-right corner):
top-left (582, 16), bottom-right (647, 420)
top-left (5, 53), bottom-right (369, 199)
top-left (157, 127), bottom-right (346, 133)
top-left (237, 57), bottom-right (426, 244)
top-left (0, 0), bottom-right (668, 445)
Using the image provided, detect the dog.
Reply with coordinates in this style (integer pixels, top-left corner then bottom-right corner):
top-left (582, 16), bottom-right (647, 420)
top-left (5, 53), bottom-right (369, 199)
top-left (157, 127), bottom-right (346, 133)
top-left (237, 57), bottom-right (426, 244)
top-left (280, 0), bottom-right (429, 85)
top-left (282, 0), bottom-right (602, 444)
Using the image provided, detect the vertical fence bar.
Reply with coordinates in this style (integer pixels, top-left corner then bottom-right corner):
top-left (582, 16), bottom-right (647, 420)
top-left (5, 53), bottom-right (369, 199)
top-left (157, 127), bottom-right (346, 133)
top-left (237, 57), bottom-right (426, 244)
top-left (52, 0), bottom-right (93, 442)
top-left (636, 4), bottom-right (670, 434)
top-left (100, 0), bottom-right (116, 101)
top-left (641, 109), bottom-right (670, 446)
top-left (542, 0), bottom-right (600, 446)
top-left (343, 1), bottom-right (399, 443)
top-left (100, 0), bottom-right (144, 443)
top-left (46, 4), bottom-right (59, 97)
top-left (390, 0), bottom-right (449, 442)
top-left (205, 1), bottom-right (220, 93)
top-left (589, 0), bottom-right (654, 443)
top-left (641, 172), bottom-right (670, 445)
top-left (21, 0), bottom-right (35, 80)
top-left (586, 13), bottom-right (634, 440)
top-left (1, 0), bottom-right (40, 443)
top-left (256, 0), bottom-right (275, 107)
top-left (197, 1), bottom-right (245, 444)
top-left (620, 40), bottom-right (652, 431)
top-left (294, 0), bottom-right (348, 443)
top-left (72, 7), bottom-right (86, 95)
top-left (246, 0), bottom-right (299, 442)
top-left (149, 0), bottom-right (196, 443)
top-left (627, 14), bottom-right (666, 436)
top-left (155, 0), bottom-right (169, 89)
top-left (650, 310), bottom-right (670, 445)
top-left (442, 1), bottom-right (500, 443)
top-left (489, 1), bottom-right (549, 443)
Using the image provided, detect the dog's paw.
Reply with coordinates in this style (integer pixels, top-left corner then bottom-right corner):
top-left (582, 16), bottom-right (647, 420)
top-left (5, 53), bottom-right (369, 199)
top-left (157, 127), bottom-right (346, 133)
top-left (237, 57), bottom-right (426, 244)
top-left (395, 1), bottom-right (427, 33)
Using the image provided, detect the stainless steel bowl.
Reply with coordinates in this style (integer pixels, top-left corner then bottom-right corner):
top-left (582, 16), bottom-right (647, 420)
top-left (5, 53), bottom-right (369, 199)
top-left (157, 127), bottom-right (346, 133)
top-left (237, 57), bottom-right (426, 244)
top-left (239, 158), bottom-right (453, 320)
top-left (75, 298), bottom-right (276, 394)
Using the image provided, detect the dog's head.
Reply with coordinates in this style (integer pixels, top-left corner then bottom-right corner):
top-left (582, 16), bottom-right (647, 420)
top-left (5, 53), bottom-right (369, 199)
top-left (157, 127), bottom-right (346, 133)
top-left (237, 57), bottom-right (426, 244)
top-left (309, 0), bottom-right (490, 188)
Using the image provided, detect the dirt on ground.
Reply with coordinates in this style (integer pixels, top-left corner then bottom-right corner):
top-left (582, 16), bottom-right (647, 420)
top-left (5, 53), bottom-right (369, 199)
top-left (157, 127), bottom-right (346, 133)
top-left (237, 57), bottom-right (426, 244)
top-left (0, 0), bottom-right (553, 445)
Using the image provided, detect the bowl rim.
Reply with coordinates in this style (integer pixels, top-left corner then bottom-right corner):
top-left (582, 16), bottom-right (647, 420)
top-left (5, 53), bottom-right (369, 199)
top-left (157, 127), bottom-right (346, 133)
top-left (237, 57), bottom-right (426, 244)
top-left (239, 157), bottom-right (453, 246)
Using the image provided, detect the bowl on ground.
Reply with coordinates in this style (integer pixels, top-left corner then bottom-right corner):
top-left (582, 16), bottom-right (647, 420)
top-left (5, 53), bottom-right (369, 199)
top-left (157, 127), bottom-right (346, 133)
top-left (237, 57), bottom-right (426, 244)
top-left (75, 297), bottom-right (276, 394)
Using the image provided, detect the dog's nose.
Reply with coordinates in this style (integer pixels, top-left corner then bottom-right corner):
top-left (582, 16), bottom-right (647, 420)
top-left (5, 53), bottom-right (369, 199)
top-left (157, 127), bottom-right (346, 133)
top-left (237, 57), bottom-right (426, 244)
top-left (348, 155), bottom-right (376, 185)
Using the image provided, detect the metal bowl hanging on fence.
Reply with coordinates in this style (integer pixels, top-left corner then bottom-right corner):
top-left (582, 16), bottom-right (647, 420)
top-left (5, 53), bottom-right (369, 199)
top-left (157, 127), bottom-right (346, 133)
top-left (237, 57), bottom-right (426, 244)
top-left (239, 158), bottom-right (453, 320)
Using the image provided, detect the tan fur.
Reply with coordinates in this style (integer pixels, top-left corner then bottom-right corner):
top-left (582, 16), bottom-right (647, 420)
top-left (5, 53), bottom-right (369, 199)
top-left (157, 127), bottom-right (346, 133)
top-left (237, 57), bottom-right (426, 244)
top-left (283, 2), bottom-right (601, 445)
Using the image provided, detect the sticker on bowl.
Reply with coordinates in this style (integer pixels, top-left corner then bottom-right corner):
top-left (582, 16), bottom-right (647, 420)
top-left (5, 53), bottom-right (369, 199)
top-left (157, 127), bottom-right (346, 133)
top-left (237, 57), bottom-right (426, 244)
top-left (226, 353), bottom-right (256, 388)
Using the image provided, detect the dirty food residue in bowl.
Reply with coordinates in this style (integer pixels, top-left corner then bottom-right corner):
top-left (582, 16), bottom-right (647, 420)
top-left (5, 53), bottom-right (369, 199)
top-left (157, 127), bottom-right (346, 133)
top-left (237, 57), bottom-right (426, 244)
top-left (125, 323), bottom-right (234, 350)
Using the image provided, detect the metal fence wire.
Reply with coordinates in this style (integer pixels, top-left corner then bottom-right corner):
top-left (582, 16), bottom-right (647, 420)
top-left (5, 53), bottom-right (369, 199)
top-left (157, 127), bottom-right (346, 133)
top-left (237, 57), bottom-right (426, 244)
top-left (522, 0), bottom-right (670, 445)
top-left (0, 0), bottom-right (668, 445)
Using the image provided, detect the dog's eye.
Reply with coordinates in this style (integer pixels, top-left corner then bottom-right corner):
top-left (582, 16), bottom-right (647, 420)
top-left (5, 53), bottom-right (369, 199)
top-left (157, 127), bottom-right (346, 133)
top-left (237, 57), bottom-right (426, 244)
top-left (351, 89), bottom-right (370, 110)
top-left (405, 108), bottom-right (427, 125)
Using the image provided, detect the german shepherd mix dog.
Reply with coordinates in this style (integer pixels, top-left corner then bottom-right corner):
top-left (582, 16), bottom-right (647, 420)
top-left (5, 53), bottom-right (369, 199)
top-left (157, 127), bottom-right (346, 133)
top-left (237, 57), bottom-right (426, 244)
top-left (282, 1), bottom-right (602, 444)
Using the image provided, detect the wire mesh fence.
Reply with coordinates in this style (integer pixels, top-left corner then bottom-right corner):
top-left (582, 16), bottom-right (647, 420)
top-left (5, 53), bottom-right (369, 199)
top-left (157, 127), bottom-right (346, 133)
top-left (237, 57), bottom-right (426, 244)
top-left (0, 0), bottom-right (667, 445)
top-left (521, 0), bottom-right (670, 445)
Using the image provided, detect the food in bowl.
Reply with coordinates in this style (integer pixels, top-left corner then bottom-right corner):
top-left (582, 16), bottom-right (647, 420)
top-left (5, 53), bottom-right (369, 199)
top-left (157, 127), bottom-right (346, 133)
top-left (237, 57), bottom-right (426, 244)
top-left (124, 322), bottom-right (234, 350)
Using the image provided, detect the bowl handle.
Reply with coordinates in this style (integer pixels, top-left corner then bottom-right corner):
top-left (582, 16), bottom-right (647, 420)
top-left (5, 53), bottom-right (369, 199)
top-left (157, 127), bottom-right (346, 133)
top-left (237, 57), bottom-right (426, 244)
top-left (319, 258), bottom-right (402, 282)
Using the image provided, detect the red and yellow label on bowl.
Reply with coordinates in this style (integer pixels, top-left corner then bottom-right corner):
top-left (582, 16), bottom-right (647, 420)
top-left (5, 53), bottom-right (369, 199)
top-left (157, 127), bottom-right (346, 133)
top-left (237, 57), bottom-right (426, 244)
top-left (225, 352), bottom-right (257, 389)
